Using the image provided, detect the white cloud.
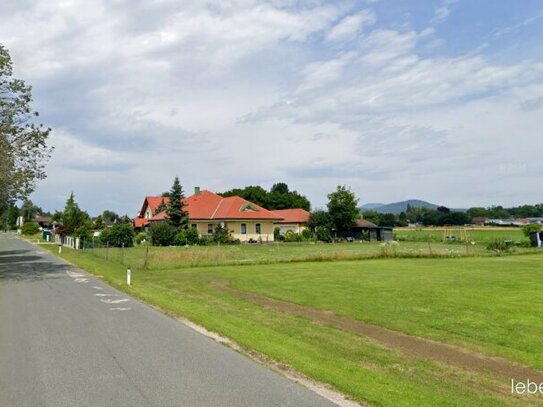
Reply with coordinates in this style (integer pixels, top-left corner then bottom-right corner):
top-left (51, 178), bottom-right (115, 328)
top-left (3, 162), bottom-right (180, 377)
top-left (432, 0), bottom-right (459, 25)
top-left (325, 10), bottom-right (375, 42)
top-left (297, 51), bottom-right (356, 92)
top-left (358, 29), bottom-right (420, 66)
top-left (2, 0), bottom-right (543, 213)
top-left (47, 130), bottom-right (135, 173)
top-left (493, 14), bottom-right (543, 39)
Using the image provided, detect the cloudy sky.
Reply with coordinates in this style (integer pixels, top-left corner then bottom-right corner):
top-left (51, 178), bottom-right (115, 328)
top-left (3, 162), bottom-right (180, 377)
top-left (2, 0), bottom-right (543, 216)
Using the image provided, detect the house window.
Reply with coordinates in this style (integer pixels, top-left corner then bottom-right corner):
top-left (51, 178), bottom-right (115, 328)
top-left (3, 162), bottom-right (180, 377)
top-left (191, 224), bottom-right (197, 229)
top-left (207, 224), bottom-right (213, 234)
top-left (255, 223), bottom-right (261, 234)
top-left (241, 223), bottom-right (247, 234)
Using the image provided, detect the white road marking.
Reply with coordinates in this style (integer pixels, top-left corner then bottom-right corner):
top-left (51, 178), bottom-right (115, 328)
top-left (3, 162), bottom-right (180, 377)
top-left (74, 278), bottom-right (89, 283)
top-left (109, 307), bottom-right (131, 311)
top-left (94, 293), bottom-right (117, 297)
top-left (100, 298), bottom-right (129, 304)
top-left (66, 270), bottom-right (84, 278)
top-left (92, 286), bottom-right (103, 290)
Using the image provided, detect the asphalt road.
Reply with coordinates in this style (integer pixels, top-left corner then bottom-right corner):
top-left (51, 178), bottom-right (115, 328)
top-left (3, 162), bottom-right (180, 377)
top-left (0, 234), bottom-right (337, 407)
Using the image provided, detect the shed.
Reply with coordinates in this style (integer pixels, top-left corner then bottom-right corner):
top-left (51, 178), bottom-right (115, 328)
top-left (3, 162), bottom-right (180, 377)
top-left (347, 219), bottom-right (393, 242)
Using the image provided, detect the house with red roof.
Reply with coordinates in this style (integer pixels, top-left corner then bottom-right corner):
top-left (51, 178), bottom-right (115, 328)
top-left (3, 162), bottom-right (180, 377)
top-left (134, 188), bottom-right (284, 242)
top-left (271, 208), bottom-right (310, 235)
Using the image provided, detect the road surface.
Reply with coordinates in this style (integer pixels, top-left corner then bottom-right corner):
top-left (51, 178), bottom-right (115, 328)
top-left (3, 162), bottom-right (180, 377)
top-left (0, 234), bottom-right (336, 407)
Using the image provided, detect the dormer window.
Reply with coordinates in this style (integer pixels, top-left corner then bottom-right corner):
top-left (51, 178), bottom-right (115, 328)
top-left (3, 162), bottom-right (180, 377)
top-left (240, 203), bottom-right (257, 212)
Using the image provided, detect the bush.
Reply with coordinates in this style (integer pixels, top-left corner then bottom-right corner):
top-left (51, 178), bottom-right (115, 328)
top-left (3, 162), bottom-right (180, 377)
top-left (316, 226), bottom-right (332, 242)
top-left (301, 228), bottom-right (312, 240)
top-left (273, 227), bottom-right (281, 241)
top-left (284, 230), bottom-right (303, 242)
top-left (522, 224), bottom-right (541, 237)
top-left (100, 223), bottom-right (135, 247)
top-left (21, 222), bottom-right (40, 235)
top-left (486, 239), bottom-right (511, 253)
top-left (149, 222), bottom-right (177, 246)
top-left (135, 232), bottom-right (147, 245)
top-left (175, 227), bottom-right (200, 246)
top-left (74, 225), bottom-right (93, 240)
top-left (213, 226), bottom-right (235, 244)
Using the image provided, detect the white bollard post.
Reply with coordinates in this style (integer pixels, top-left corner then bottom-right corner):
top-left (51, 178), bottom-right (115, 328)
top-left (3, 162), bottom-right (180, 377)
top-left (58, 245), bottom-right (62, 254)
top-left (126, 268), bottom-right (131, 286)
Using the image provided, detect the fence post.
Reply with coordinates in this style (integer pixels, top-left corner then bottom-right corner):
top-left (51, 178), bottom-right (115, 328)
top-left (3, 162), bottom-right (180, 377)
top-left (106, 241), bottom-right (109, 261)
top-left (121, 242), bottom-right (125, 264)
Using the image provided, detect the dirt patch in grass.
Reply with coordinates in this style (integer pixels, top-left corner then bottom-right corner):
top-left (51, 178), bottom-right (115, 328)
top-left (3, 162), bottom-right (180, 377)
top-left (211, 280), bottom-right (543, 383)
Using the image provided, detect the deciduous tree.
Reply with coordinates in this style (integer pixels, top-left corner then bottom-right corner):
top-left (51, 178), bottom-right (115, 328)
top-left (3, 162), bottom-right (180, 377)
top-left (102, 210), bottom-right (118, 225)
top-left (327, 185), bottom-right (359, 235)
top-left (0, 44), bottom-right (52, 211)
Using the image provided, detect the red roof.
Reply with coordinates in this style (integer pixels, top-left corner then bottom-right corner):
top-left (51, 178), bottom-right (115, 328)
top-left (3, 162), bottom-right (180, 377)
top-left (151, 211), bottom-right (168, 221)
top-left (133, 217), bottom-right (149, 228)
top-left (139, 196), bottom-right (170, 218)
top-left (211, 196), bottom-right (283, 220)
top-left (271, 209), bottom-right (310, 224)
top-left (185, 190), bottom-right (223, 219)
top-left (135, 190), bottom-right (283, 223)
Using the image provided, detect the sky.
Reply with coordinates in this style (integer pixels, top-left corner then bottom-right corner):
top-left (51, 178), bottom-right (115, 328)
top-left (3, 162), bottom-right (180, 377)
top-left (1, 0), bottom-right (543, 216)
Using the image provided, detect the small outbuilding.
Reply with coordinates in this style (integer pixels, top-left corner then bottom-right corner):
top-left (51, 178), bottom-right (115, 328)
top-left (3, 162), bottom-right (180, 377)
top-left (347, 219), bottom-right (393, 242)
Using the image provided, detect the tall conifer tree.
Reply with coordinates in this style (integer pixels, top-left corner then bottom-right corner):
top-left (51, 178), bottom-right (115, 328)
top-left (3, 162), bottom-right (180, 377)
top-left (166, 177), bottom-right (188, 229)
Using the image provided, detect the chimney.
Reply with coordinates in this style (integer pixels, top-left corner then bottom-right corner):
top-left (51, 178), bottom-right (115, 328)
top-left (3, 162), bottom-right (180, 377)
top-left (194, 186), bottom-right (201, 195)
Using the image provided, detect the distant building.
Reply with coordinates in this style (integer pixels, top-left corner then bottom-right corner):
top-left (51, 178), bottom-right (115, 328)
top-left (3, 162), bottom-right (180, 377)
top-left (471, 217), bottom-right (487, 226)
top-left (271, 209), bottom-right (310, 235)
top-left (347, 219), bottom-right (393, 242)
top-left (35, 216), bottom-right (52, 228)
top-left (134, 189), bottom-right (284, 242)
top-left (484, 219), bottom-right (524, 227)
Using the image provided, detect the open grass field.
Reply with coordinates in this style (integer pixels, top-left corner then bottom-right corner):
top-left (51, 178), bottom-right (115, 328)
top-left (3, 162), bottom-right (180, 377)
top-left (80, 227), bottom-right (532, 271)
top-left (41, 230), bottom-right (543, 406)
top-left (85, 240), bottom-right (486, 270)
top-left (394, 227), bottom-right (526, 245)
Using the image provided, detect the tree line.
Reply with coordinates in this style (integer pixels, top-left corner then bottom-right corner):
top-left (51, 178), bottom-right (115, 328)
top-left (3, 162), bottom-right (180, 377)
top-left (361, 203), bottom-right (543, 228)
top-left (220, 183), bottom-right (311, 211)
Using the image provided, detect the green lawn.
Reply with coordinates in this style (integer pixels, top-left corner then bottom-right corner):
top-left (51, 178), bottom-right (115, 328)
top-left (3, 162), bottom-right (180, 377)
top-left (395, 227), bottom-right (526, 245)
top-left (43, 242), bottom-right (543, 407)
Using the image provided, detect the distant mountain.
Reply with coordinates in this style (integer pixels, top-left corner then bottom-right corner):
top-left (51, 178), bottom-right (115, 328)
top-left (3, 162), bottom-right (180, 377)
top-left (360, 203), bottom-right (386, 210)
top-left (360, 199), bottom-right (439, 215)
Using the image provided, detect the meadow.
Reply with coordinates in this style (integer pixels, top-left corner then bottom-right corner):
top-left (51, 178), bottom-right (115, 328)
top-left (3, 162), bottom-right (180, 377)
top-left (79, 227), bottom-right (530, 271)
top-left (42, 229), bottom-right (543, 406)
top-left (394, 227), bottom-right (525, 245)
